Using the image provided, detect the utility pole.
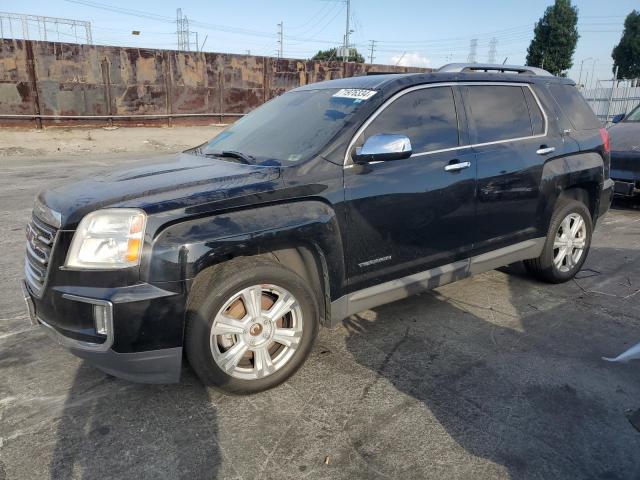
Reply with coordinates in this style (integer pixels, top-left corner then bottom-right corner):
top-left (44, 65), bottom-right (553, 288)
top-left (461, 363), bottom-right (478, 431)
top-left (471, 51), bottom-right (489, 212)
top-left (343, 0), bottom-right (350, 61)
top-left (277, 21), bottom-right (283, 58)
top-left (577, 57), bottom-right (592, 88)
top-left (606, 65), bottom-right (619, 125)
top-left (589, 59), bottom-right (597, 92)
top-left (368, 39), bottom-right (376, 64)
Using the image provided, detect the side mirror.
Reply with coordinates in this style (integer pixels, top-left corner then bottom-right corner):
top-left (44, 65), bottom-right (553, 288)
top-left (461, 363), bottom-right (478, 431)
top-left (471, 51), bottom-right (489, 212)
top-left (612, 113), bottom-right (625, 124)
top-left (352, 134), bottom-right (412, 164)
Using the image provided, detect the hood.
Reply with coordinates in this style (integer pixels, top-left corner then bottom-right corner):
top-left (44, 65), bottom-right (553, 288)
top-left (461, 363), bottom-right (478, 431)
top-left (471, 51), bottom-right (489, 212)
top-left (609, 122), bottom-right (640, 153)
top-left (39, 153), bottom-right (281, 228)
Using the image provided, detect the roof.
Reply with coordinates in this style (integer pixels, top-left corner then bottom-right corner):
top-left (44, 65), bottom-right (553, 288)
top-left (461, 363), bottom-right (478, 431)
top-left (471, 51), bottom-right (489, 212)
top-left (293, 68), bottom-right (574, 98)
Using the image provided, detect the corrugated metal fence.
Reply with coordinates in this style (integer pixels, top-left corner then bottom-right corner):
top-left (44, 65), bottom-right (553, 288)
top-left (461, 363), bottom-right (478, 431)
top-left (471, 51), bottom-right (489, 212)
top-left (0, 38), bottom-right (430, 128)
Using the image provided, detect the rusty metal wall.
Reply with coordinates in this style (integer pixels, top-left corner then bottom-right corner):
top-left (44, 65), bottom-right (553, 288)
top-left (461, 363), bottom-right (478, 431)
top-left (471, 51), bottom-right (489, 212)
top-left (0, 39), bottom-right (431, 128)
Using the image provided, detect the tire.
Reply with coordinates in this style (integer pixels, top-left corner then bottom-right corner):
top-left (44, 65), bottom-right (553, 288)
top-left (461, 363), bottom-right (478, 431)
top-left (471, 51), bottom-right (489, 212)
top-left (525, 198), bottom-right (593, 283)
top-left (185, 257), bottom-right (319, 394)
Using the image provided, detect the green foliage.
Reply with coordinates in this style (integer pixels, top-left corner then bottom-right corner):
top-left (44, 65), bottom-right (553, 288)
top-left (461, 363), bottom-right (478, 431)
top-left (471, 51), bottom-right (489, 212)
top-left (312, 48), bottom-right (365, 63)
top-left (526, 0), bottom-right (579, 76)
top-left (612, 10), bottom-right (640, 79)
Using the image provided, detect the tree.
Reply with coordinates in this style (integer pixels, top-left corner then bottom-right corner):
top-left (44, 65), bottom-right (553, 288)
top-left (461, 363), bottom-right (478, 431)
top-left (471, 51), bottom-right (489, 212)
top-left (526, 0), bottom-right (579, 76)
top-left (612, 10), bottom-right (640, 79)
top-left (312, 47), bottom-right (365, 63)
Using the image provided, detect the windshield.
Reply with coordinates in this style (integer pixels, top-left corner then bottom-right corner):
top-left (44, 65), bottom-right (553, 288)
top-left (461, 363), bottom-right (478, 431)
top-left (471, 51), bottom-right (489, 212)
top-left (201, 88), bottom-right (375, 166)
top-left (624, 104), bottom-right (640, 122)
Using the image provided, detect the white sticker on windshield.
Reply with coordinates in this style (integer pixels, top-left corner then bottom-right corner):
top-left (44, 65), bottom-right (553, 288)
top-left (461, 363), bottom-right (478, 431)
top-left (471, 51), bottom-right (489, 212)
top-left (332, 88), bottom-right (377, 101)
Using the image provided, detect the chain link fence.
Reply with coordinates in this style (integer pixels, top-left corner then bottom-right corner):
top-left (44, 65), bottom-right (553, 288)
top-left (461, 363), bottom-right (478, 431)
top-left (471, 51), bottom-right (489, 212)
top-left (581, 79), bottom-right (640, 125)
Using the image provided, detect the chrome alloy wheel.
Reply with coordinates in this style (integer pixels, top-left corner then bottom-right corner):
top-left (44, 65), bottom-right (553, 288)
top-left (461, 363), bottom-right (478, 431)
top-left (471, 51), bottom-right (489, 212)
top-left (553, 212), bottom-right (587, 273)
top-left (209, 284), bottom-right (303, 380)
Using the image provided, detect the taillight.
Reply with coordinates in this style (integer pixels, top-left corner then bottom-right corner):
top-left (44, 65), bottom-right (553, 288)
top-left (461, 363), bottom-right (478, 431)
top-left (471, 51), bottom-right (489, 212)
top-left (599, 128), bottom-right (610, 154)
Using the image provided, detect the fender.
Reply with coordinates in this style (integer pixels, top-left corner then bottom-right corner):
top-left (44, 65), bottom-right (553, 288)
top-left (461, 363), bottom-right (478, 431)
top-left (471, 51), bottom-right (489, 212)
top-left (539, 151), bottom-right (604, 230)
top-left (146, 200), bottom-right (346, 299)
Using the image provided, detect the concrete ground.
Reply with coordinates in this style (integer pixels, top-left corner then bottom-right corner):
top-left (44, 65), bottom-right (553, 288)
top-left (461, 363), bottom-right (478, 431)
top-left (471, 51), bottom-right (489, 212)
top-left (1, 139), bottom-right (640, 479)
top-left (0, 125), bottom-right (224, 158)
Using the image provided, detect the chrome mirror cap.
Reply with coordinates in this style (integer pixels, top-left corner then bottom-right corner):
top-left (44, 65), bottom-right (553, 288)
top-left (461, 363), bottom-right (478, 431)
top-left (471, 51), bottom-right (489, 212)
top-left (353, 134), bottom-right (412, 164)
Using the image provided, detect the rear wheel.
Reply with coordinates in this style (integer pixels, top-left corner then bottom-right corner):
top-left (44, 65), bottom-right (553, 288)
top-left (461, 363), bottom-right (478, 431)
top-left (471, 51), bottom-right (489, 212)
top-left (525, 198), bottom-right (592, 283)
top-left (185, 257), bottom-right (319, 394)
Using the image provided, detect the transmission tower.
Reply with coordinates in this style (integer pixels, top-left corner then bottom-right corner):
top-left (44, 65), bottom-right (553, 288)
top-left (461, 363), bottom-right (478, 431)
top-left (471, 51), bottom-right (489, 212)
top-left (176, 8), bottom-right (191, 51)
top-left (467, 38), bottom-right (478, 63)
top-left (487, 37), bottom-right (497, 63)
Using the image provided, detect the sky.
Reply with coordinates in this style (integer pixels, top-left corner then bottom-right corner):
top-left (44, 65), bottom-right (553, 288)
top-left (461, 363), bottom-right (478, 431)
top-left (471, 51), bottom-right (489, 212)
top-left (3, 0), bottom-right (637, 86)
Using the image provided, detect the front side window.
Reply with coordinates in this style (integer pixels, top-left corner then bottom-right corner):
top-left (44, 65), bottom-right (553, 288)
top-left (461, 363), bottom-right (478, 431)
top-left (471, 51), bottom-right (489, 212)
top-left (465, 85), bottom-right (534, 144)
top-left (363, 86), bottom-right (459, 154)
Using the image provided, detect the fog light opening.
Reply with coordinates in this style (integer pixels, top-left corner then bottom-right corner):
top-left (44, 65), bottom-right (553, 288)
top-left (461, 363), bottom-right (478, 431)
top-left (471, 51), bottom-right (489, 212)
top-left (94, 305), bottom-right (109, 336)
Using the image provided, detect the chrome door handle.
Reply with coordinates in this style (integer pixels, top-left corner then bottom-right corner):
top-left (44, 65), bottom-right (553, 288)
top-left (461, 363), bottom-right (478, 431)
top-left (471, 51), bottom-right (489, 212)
top-left (536, 146), bottom-right (556, 155)
top-left (444, 161), bottom-right (471, 172)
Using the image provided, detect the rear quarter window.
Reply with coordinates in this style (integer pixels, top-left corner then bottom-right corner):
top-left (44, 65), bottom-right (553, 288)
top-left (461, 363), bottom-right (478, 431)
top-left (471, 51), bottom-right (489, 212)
top-left (548, 83), bottom-right (601, 130)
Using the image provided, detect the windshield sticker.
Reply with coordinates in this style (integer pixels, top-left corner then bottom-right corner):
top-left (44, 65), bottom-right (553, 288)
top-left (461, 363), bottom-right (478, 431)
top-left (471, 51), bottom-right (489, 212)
top-left (332, 89), bottom-right (377, 101)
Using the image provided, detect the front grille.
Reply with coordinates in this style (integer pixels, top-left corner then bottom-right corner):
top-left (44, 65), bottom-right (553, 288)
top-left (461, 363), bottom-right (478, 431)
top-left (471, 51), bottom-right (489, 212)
top-left (24, 214), bottom-right (59, 297)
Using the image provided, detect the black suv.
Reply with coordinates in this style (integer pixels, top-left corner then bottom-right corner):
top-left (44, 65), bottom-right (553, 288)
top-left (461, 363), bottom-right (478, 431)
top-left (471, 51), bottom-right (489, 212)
top-left (22, 63), bottom-right (614, 394)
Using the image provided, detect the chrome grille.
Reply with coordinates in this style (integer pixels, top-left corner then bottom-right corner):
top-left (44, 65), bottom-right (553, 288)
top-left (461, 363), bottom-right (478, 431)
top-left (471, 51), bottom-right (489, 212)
top-left (24, 214), bottom-right (59, 297)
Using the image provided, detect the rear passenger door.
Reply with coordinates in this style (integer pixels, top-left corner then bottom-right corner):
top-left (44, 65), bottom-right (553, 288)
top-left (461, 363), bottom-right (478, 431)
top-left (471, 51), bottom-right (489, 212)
top-left (461, 83), bottom-right (557, 252)
top-left (343, 85), bottom-right (476, 290)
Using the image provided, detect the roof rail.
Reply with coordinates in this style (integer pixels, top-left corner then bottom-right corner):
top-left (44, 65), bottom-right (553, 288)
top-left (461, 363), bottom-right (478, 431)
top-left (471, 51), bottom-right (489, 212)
top-left (437, 63), bottom-right (553, 77)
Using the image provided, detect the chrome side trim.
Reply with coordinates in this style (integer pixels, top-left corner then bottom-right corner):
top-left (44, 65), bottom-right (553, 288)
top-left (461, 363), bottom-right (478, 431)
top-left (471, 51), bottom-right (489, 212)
top-left (330, 237), bottom-right (545, 323)
top-left (343, 81), bottom-right (549, 167)
top-left (468, 238), bottom-right (544, 275)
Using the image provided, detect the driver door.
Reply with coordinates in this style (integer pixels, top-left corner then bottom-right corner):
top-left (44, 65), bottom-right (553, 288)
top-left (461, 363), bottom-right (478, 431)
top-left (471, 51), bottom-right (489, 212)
top-left (344, 85), bottom-right (477, 291)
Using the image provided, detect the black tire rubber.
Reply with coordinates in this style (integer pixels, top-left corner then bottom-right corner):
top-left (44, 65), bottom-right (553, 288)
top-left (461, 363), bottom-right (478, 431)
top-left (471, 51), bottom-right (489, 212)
top-left (525, 198), bottom-right (593, 283)
top-left (185, 257), bottom-right (319, 394)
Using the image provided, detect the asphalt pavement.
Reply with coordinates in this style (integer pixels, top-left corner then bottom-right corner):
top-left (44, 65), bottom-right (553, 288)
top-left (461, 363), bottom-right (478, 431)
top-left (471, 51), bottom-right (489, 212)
top-left (1, 153), bottom-right (639, 480)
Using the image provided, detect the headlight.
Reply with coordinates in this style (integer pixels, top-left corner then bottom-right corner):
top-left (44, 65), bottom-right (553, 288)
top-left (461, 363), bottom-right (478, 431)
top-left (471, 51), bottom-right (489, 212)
top-left (65, 209), bottom-right (147, 269)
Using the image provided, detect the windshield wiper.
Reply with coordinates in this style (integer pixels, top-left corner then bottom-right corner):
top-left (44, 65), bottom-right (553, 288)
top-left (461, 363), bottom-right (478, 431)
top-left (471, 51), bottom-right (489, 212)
top-left (219, 150), bottom-right (255, 164)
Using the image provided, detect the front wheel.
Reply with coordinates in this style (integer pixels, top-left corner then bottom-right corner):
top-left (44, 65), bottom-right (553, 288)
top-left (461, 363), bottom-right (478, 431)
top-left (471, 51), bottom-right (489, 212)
top-left (185, 257), bottom-right (319, 394)
top-left (525, 198), bottom-right (593, 283)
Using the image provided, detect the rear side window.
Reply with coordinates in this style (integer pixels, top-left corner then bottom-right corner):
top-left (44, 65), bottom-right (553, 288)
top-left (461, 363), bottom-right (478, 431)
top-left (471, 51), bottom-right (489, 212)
top-left (548, 84), bottom-right (601, 130)
top-left (464, 85), bottom-right (534, 143)
top-left (364, 86), bottom-right (459, 153)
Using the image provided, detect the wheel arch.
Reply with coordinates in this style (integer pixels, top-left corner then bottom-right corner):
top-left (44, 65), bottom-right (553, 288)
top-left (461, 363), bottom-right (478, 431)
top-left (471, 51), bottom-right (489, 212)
top-left (148, 200), bottom-right (345, 327)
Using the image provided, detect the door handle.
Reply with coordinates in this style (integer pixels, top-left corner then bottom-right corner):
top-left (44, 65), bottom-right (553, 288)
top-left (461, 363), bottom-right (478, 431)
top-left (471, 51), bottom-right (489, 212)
top-left (444, 161), bottom-right (471, 172)
top-left (536, 146), bottom-right (556, 155)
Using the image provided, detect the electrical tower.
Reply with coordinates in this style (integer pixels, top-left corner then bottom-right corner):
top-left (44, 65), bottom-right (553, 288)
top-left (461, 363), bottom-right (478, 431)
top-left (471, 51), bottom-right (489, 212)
top-left (176, 8), bottom-right (191, 51)
top-left (467, 38), bottom-right (478, 63)
top-left (368, 39), bottom-right (376, 64)
top-left (277, 21), bottom-right (283, 58)
top-left (487, 37), bottom-right (497, 63)
top-left (0, 11), bottom-right (92, 44)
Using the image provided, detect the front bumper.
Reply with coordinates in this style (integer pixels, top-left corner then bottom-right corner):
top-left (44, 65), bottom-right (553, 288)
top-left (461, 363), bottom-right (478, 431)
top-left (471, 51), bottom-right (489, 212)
top-left (21, 280), bottom-right (184, 383)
